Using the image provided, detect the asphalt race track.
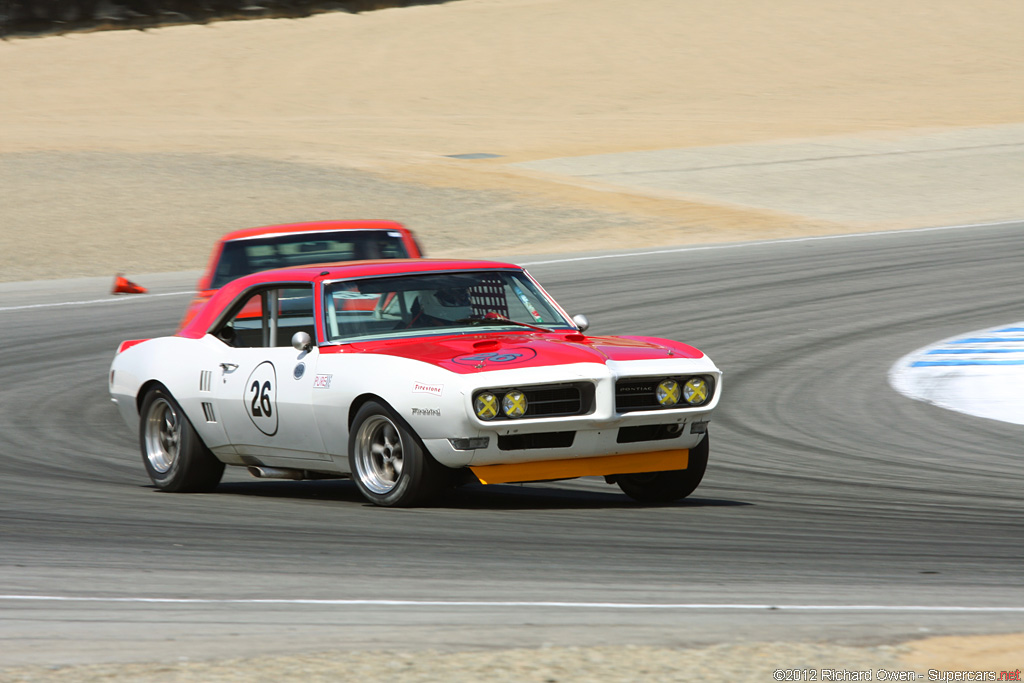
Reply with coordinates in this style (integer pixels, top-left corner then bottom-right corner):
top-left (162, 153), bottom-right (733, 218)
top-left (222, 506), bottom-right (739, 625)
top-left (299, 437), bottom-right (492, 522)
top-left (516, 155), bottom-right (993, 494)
top-left (1, 223), bottom-right (1023, 667)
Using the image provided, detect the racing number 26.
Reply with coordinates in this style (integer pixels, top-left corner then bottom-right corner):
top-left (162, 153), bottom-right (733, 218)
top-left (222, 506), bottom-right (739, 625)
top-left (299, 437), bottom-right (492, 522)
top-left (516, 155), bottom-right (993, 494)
top-left (250, 380), bottom-right (273, 417)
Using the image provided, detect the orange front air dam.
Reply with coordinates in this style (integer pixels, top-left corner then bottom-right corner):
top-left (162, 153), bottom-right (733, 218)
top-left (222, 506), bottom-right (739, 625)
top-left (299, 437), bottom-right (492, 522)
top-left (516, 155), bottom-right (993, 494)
top-left (469, 449), bottom-right (689, 485)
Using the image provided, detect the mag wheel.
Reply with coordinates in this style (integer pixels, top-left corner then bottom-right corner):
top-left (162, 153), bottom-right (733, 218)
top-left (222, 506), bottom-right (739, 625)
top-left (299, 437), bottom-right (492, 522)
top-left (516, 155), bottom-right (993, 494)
top-left (617, 432), bottom-right (710, 504)
top-left (139, 387), bottom-right (224, 493)
top-left (349, 401), bottom-right (448, 507)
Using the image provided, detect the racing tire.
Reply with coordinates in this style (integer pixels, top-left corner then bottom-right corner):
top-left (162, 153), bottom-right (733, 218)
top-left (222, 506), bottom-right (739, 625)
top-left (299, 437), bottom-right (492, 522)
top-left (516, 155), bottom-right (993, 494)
top-left (348, 400), bottom-right (449, 507)
top-left (617, 432), bottom-right (709, 504)
top-left (139, 387), bottom-right (225, 493)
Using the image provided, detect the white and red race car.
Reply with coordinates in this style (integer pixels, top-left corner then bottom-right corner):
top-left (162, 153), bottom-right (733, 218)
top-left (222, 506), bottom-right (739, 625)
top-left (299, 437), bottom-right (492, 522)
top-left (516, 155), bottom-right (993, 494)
top-left (109, 259), bottom-right (722, 506)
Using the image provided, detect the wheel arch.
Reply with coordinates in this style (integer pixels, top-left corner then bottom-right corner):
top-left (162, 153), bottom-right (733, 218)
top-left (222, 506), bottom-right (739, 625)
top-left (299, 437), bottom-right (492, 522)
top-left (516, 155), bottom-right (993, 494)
top-left (136, 379), bottom-right (170, 414)
top-left (348, 392), bottom-right (391, 429)
top-left (135, 380), bottom-right (218, 452)
top-left (348, 393), bottom-right (440, 461)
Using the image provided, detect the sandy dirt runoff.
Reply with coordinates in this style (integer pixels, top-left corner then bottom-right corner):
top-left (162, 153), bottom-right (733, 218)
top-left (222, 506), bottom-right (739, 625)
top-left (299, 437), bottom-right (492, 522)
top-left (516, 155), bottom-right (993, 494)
top-left (1, 0), bottom-right (1022, 676)
top-left (2, 0), bottom-right (1024, 280)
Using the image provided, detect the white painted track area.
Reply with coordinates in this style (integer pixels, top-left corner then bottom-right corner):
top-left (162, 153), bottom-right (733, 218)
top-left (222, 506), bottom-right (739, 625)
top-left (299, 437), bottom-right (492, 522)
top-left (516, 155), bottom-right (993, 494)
top-left (890, 322), bottom-right (1024, 425)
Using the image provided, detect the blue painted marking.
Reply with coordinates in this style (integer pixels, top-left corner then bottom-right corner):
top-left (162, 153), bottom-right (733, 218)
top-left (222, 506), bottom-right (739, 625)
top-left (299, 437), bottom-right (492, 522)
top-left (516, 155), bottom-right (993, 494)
top-left (926, 349), bottom-right (1024, 355)
top-left (950, 337), bottom-right (1024, 344)
top-left (912, 360), bottom-right (1024, 367)
top-left (996, 327), bottom-right (1024, 333)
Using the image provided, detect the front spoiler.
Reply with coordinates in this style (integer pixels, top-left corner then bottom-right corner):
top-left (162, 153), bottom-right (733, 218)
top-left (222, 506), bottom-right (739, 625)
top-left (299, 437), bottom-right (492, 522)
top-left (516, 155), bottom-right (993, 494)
top-left (468, 448), bottom-right (689, 485)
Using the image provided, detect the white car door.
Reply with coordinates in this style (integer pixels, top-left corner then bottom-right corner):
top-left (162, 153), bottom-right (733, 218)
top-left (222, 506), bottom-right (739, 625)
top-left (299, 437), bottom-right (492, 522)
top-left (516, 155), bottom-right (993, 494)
top-left (211, 285), bottom-right (329, 462)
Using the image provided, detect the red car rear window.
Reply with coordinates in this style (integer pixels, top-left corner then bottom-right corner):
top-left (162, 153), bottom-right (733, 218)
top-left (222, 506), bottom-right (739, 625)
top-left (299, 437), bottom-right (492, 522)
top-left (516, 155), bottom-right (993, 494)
top-left (210, 230), bottom-right (410, 289)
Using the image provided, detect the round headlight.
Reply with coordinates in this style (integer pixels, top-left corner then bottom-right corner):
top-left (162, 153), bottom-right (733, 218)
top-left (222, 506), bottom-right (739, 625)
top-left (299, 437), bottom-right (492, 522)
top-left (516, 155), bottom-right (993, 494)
top-left (474, 392), bottom-right (498, 420)
top-left (682, 378), bottom-right (709, 405)
top-left (655, 379), bottom-right (681, 407)
top-left (502, 390), bottom-right (528, 418)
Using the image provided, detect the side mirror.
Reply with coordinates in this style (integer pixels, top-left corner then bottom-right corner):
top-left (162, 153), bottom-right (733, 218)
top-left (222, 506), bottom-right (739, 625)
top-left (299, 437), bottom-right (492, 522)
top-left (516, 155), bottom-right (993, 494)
top-left (571, 314), bottom-right (590, 332)
top-left (292, 331), bottom-right (313, 352)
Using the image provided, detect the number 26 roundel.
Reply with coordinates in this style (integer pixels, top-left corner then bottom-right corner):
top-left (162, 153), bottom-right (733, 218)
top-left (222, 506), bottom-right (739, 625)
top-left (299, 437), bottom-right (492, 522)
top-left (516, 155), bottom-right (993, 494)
top-left (245, 361), bottom-right (278, 436)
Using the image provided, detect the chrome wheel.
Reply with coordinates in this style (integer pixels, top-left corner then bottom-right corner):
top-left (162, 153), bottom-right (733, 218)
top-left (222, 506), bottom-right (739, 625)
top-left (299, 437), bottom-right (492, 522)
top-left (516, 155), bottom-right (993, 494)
top-left (353, 414), bottom-right (405, 495)
top-left (143, 397), bottom-right (180, 474)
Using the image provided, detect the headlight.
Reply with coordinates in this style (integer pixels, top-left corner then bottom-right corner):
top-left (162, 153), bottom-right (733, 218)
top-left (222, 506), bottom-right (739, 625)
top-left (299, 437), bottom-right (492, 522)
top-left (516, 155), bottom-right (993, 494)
top-left (474, 392), bottom-right (498, 420)
top-left (682, 378), bottom-right (709, 405)
top-left (502, 390), bottom-right (528, 418)
top-left (655, 379), bottom-right (680, 407)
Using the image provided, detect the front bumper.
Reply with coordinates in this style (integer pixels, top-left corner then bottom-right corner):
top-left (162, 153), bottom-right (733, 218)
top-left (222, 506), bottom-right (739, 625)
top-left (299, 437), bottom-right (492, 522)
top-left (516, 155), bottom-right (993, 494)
top-left (468, 447), bottom-right (690, 484)
top-left (416, 356), bottom-right (721, 474)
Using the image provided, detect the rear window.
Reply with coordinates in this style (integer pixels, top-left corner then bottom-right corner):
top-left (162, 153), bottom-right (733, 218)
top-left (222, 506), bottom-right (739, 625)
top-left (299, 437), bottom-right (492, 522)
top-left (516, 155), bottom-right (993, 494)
top-left (210, 230), bottom-right (409, 289)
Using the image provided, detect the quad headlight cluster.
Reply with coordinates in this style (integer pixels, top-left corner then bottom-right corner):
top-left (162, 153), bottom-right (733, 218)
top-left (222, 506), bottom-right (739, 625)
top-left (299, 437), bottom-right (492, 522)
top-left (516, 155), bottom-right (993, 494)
top-left (656, 377), bottom-right (710, 407)
top-left (475, 390), bottom-right (528, 420)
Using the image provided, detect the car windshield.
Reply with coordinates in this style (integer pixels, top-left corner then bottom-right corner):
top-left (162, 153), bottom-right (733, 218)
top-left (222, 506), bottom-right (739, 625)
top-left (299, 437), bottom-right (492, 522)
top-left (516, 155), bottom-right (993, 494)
top-left (323, 270), bottom-right (573, 343)
top-left (210, 230), bottom-right (410, 289)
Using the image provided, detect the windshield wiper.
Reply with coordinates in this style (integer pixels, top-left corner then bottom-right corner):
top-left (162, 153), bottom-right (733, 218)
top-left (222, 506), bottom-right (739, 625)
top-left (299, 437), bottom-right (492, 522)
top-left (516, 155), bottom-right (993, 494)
top-left (455, 317), bottom-right (552, 333)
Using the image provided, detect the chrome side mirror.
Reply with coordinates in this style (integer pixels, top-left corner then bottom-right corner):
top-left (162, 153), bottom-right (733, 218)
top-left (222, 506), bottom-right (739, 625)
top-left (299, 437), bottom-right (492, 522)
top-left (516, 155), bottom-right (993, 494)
top-left (292, 331), bottom-right (313, 352)
top-left (571, 314), bottom-right (590, 332)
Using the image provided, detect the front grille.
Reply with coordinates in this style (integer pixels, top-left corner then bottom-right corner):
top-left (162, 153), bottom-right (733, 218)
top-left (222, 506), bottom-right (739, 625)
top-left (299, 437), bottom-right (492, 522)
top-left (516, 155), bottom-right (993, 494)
top-left (475, 382), bottom-right (594, 421)
top-left (526, 385), bottom-right (583, 417)
top-left (615, 376), bottom-right (714, 413)
top-left (498, 431), bottom-right (575, 450)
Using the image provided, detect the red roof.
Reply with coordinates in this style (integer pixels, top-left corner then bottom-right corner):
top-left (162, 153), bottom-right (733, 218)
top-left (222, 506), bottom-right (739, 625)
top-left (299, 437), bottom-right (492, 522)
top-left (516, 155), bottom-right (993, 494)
top-left (178, 258), bottom-right (522, 339)
top-left (218, 220), bottom-right (410, 242)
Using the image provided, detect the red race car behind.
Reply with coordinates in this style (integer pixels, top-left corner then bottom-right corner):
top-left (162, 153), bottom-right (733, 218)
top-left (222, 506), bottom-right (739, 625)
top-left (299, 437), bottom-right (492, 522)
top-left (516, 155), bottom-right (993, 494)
top-left (178, 220), bottom-right (424, 329)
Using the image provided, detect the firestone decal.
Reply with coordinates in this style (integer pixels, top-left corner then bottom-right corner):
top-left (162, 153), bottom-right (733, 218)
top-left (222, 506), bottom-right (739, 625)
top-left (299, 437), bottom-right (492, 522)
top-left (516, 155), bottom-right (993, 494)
top-left (413, 381), bottom-right (444, 396)
top-left (451, 348), bottom-right (538, 367)
top-left (245, 361), bottom-right (279, 436)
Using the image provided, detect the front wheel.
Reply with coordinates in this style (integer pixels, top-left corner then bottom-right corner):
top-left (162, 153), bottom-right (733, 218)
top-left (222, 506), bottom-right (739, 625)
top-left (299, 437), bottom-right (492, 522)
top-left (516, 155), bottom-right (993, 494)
top-left (139, 387), bottom-right (225, 492)
top-left (617, 432), bottom-right (710, 504)
top-left (348, 401), bottom-right (449, 507)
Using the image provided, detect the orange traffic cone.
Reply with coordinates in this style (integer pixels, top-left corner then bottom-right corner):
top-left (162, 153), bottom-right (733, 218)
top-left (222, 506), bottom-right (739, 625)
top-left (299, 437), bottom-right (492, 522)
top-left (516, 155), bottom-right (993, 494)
top-left (112, 274), bottom-right (147, 295)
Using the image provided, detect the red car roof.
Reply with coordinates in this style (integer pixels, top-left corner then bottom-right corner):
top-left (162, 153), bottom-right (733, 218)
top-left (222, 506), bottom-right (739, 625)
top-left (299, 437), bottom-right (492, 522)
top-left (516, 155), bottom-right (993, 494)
top-left (218, 220), bottom-right (410, 242)
top-left (179, 258), bottom-right (523, 339)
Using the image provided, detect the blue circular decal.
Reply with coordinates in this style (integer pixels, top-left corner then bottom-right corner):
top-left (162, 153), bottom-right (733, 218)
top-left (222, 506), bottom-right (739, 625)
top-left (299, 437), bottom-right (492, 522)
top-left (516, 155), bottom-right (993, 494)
top-left (451, 347), bottom-right (538, 367)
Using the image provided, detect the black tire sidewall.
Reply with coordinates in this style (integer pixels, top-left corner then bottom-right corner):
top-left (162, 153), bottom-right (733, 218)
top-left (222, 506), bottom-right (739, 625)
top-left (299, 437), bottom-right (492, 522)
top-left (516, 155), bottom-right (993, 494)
top-left (618, 432), bottom-right (710, 504)
top-left (348, 400), bottom-right (439, 507)
top-left (139, 387), bottom-right (222, 492)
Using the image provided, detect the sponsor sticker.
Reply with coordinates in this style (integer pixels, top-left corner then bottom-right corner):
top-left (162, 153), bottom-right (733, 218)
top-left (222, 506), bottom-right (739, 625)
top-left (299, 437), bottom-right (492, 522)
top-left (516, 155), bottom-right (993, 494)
top-left (332, 291), bottom-right (379, 300)
top-left (313, 374), bottom-right (332, 389)
top-left (451, 347), bottom-right (538, 367)
top-left (413, 381), bottom-right (444, 396)
top-left (411, 408), bottom-right (441, 417)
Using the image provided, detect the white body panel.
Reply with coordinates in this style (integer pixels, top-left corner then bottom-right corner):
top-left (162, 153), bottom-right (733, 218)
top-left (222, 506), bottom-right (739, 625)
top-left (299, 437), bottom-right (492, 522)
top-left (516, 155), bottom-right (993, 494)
top-left (212, 346), bottom-right (328, 461)
top-left (112, 335), bottom-right (721, 476)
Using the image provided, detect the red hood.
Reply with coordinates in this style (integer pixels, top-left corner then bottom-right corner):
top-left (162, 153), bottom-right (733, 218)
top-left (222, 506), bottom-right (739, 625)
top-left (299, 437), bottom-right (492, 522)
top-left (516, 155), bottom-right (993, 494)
top-left (320, 332), bottom-right (703, 374)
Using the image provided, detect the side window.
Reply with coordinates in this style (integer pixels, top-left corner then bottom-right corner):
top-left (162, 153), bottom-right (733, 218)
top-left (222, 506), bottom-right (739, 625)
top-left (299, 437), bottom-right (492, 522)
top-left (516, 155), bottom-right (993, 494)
top-left (275, 287), bottom-right (316, 346)
top-left (214, 285), bottom-right (315, 348)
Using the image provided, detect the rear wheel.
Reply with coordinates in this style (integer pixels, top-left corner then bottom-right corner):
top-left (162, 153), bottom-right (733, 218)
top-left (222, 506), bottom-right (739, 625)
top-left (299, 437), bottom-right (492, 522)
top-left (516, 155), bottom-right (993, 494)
top-left (139, 387), bottom-right (224, 492)
top-left (349, 401), bottom-right (449, 507)
top-left (617, 432), bottom-right (709, 504)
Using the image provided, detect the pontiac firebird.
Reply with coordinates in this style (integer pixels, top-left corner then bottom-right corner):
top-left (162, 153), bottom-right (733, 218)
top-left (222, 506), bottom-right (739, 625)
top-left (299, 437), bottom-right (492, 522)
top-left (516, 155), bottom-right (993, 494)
top-left (109, 259), bottom-right (722, 507)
